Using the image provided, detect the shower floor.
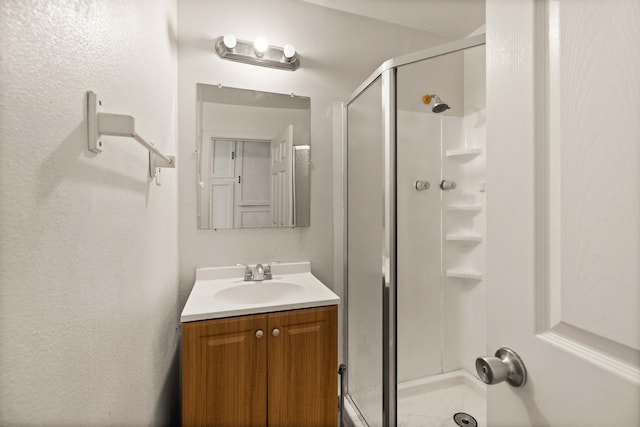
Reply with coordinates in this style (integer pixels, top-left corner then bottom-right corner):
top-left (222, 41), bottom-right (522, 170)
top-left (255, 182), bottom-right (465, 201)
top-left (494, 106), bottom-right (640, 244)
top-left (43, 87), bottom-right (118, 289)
top-left (345, 370), bottom-right (486, 427)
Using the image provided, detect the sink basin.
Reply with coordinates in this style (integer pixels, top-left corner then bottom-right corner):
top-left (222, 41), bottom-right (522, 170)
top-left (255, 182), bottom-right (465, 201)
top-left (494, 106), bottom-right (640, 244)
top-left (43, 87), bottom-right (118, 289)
top-left (180, 262), bottom-right (340, 322)
top-left (215, 281), bottom-right (306, 305)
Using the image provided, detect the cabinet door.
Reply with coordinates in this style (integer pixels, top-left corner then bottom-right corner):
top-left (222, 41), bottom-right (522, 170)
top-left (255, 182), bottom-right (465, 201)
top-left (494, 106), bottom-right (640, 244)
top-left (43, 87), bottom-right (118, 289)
top-left (182, 314), bottom-right (267, 427)
top-left (267, 306), bottom-right (338, 427)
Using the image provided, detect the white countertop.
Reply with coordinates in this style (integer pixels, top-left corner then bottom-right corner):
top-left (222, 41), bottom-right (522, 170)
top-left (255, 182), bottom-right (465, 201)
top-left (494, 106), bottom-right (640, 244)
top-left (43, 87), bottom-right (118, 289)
top-left (180, 262), bottom-right (340, 322)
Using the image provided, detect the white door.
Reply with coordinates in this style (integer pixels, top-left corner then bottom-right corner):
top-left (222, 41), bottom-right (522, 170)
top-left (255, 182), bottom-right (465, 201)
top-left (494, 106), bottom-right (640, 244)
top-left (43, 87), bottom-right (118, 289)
top-left (487, 0), bottom-right (640, 425)
top-left (210, 139), bottom-right (236, 228)
top-left (234, 140), bottom-right (271, 227)
top-left (270, 125), bottom-right (294, 226)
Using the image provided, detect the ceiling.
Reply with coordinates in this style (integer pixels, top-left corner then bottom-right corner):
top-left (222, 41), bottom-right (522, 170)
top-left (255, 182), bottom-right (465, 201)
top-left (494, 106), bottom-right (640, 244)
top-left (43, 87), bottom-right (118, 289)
top-left (298, 0), bottom-right (485, 39)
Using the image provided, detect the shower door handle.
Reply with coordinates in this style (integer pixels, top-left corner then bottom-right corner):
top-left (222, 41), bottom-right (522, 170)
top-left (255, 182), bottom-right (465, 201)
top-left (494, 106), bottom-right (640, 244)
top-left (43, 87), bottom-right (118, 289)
top-left (475, 347), bottom-right (527, 387)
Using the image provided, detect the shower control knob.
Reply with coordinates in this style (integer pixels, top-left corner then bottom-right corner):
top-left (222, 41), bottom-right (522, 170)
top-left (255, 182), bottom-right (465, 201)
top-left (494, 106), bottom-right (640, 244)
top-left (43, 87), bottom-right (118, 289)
top-left (475, 347), bottom-right (527, 387)
top-left (414, 180), bottom-right (431, 191)
top-left (440, 180), bottom-right (457, 191)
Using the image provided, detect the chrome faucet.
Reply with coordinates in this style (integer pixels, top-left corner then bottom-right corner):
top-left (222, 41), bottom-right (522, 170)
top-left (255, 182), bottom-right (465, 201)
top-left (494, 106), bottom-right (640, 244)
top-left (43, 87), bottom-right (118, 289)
top-left (237, 263), bottom-right (253, 281)
top-left (255, 264), bottom-right (265, 281)
top-left (237, 263), bottom-right (272, 281)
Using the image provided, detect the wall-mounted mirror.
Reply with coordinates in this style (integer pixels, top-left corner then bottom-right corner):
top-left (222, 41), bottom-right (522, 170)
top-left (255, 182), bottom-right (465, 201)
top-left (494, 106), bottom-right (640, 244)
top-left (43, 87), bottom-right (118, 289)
top-left (196, 84), bottom-right (311, 229)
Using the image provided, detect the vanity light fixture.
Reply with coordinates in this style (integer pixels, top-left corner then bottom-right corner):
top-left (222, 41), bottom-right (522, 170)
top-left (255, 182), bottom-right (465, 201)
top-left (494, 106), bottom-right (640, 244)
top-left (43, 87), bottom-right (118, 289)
top-left (222, 34), bottom-right (237, 50)
top-left (214, 34), bottom-right (300, 71)
top-left (283, 44), bottom-right (296, 62)
top-left (253, 36), bottom-right (269, 56)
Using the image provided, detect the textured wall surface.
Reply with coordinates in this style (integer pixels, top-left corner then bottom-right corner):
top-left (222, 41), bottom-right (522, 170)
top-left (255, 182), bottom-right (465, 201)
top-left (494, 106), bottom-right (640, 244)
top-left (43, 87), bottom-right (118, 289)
top-left (0, 0), bottom-right (180, 424)
top-left (177, 0), bottom-right (449, 301)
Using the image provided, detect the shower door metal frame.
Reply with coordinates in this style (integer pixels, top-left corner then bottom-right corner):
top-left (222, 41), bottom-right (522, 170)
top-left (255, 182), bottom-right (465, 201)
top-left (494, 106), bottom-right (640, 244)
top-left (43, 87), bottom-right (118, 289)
top-left (343, 34), bottom-right (486, 427)
top-left (381, 68), bottom-right (397, 427)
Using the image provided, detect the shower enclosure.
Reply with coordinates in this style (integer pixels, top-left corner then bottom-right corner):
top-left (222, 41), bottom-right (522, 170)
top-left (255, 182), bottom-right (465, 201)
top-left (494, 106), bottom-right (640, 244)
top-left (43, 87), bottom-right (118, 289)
top-left (342, 35), bottom-right (487, 427)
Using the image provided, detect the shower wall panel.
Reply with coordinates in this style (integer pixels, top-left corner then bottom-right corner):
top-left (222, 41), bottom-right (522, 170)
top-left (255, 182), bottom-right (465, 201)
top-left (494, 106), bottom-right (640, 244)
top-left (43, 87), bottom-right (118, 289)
top-left (395, 45), bottom-right (487, 379)
top-left (442, 45), bottom-right (487, 374)
top-left (396, 51), bottom-right (464, 382)
top-left (396, 110), bottom-right (443, 382)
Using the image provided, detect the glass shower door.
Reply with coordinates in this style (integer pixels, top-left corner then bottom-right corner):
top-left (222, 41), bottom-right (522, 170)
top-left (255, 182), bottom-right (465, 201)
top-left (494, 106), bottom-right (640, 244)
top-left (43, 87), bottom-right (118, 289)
top-left (344, 36), bottom-right (487, 427)
top-left (345, 76), bottom-right (384, 426)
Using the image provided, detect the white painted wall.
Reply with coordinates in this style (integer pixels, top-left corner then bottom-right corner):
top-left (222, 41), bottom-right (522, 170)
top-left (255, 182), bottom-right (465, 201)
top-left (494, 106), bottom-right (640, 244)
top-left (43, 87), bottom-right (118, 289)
top-left (177, 0), bottom-right (450, 301)
top-left (0, 1), bottom-right (179, 425)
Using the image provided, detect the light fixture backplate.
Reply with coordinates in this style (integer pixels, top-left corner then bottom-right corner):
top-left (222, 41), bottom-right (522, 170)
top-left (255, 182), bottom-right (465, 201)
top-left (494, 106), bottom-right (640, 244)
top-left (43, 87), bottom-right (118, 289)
top-left (214, 36), bottom-right (300, 71)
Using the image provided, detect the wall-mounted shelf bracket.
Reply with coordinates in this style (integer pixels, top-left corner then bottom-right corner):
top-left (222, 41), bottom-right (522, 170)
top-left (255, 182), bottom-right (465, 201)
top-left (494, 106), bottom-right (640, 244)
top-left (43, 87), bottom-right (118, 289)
top-left (87, 91), bottom-right (175, 178)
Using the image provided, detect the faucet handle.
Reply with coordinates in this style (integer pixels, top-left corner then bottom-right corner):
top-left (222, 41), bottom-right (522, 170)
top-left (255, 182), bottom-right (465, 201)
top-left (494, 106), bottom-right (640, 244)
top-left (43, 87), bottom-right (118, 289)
top-left (254, 263), bottom-right (265, 281)
top-left (236, 263), bottom-right (253, 281)
top-left (263, 264), bottom-right (272, 280)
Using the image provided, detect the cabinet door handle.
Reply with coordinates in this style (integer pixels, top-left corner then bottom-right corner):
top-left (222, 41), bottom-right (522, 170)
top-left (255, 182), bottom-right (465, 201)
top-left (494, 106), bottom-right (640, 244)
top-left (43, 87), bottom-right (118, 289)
top-left (272, 328), bottom-right (280, 337)
top-left (256, 330), bottom-right (264, 338)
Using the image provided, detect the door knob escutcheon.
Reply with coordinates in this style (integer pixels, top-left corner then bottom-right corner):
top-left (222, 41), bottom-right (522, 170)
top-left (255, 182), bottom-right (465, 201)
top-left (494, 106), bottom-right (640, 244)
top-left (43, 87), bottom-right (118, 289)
top-left (476, 347), bottom-right (527, 387)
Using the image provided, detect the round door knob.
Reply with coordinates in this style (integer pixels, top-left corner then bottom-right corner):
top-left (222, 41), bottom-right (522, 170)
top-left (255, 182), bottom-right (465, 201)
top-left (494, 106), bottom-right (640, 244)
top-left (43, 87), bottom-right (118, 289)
top-left (272, 328), bottom-right (280, 337)
top-left (255, 330), bottom-right (263, 338)
top-left (475, 347), bottom-right (527, 387)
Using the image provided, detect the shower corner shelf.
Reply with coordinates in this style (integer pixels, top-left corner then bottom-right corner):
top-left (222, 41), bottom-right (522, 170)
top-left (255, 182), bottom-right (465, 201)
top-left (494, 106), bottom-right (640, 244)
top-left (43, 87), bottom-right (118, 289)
top-left (446, 269), bottom-right (483, 280)
top-left (446, 204), bottom-right (483, 212)
top-left (446, 148), bottom-right (482, 158)
top-left (446, 234), bottom-right (483, 242)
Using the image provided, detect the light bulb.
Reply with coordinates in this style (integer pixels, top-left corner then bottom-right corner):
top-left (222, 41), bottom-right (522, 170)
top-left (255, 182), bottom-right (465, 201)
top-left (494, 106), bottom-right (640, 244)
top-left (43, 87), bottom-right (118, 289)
top-left (254, 36), bottom-right (269, 55)
top-left (222, 34), bottom-right (236, 50)
top-left (283, 44), bottom-right (296, 60)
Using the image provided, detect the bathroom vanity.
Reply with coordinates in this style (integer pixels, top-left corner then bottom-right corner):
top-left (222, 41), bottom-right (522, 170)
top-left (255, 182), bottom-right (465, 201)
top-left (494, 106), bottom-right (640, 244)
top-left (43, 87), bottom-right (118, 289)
top-left (181, 262), bottom-right (339, 427)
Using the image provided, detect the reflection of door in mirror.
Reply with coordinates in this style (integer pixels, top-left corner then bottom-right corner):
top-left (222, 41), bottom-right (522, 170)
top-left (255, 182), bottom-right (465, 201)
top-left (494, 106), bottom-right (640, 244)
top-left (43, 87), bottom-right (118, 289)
top-left (210, 139), bottom-right (235, 228)
top-left (196, 83), bottom-right (311, 229)
top-left (210, 139), bottom-right (272, 228)
top-left (270, 125), bottom-right (294, 227)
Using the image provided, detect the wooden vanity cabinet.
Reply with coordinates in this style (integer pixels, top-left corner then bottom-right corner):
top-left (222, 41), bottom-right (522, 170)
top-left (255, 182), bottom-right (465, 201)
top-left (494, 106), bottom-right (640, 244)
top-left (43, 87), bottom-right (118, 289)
top-left (182, 305), bottom-right (338, 427)
top-left (182, 313), bottom-right (268, 426)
